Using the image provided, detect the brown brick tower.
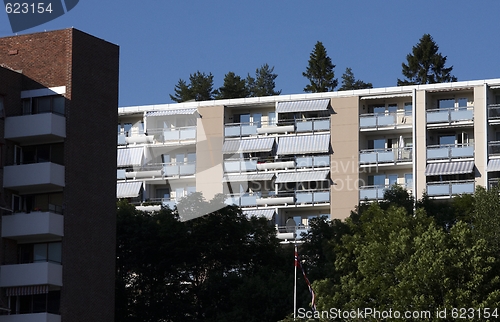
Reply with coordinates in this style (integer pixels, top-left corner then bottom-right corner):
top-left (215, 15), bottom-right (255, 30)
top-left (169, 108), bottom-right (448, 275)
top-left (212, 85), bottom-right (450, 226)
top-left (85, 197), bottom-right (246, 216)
top-left (0, 28), bottom-right (118, 321)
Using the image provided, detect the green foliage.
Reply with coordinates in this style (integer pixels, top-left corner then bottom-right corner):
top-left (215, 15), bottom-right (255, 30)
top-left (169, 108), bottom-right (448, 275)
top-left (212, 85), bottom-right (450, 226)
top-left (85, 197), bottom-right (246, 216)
top-left (398, 34), bottom-right (457, 86)
top-left (311, 189), bottom-right (500, 321)
top-left (115, 194), bottom-right (292, 322)
top-left (303, 41), bottom-right (337, 93)
top-left (247, 63), bottom-right (281, 97)
top-left (339, 67), bottom-right (373, 91)
top-left (169, 71), bottom-right (215, 102)
top-left (215, 71), bottom-right (249, 99)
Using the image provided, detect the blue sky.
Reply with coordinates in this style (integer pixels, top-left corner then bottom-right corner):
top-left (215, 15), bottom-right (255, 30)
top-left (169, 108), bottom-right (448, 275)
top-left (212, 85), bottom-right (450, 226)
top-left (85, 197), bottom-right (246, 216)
top-left (1, 1), bottom-right (499, 107)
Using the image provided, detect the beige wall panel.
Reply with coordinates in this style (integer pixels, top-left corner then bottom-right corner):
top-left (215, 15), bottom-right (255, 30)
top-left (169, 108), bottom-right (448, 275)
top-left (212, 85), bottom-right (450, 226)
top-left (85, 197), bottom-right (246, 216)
top-left (329, 96), bottom-right (360, 220)
top-left (474, 85), bottom-right (487, 188)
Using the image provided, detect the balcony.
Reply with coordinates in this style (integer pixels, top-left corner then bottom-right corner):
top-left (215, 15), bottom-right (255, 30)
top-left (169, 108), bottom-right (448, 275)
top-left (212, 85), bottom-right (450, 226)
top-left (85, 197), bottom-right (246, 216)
top-left (147, 126), bottom-right (196, 145)
top-left (488, 104), bottom-right (500, 124)
top-left (0, 262), bottom-right (62, 288)
top-left (488, 141), bottom-right (500, 156)
top-left (426, 180), bottom-right (475, 197)
top-left (224, 117), bottom-right (330, 138)
top-left (224, 155), bottom-right (330, 173)
top-left (225, 190), bottom-right (330, 207)
top-left (5, 113), bottom-right (65, 144)
top-left (276, 225), bottom-right (310, 241)
top-left (0, 313), bottom-right (61, 322)
top-left (359, 185), bottom-right (386, 200)
top-left (2, 212), bottom-right (63, 242)
top-left (426, 107), bottom-right (474, 126)
top-left (117, 162), bottom-right (195, 180)
top-left (359, 111), bottom-right (412, 130)
top-left (359, 147), bottom-right (412, 165)
top-left (4, 163), bottom-right (64, 192)
top-left (427, 144), bottom-right (474, 160)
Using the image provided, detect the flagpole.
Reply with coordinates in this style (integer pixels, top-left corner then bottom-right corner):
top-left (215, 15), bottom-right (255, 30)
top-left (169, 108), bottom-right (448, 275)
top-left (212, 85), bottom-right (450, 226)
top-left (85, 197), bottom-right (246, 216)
top-left (293, 242), bottom-right (297, 320)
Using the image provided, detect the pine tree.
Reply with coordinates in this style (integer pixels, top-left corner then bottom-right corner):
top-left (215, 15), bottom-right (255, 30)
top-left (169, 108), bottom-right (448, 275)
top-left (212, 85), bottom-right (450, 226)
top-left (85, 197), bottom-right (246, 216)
top-left (398, 34), bottom-right (457, 86)
top-left (302, 41), bottom-right (337, 93)
top-left (215, 71), bottom-right (249, 99)
top-left (169, 71), bottom-right (215, 103)
top-left (247, 64), bottom-right (281, 97)
top-left (169, 79), bottom-right (193, 103)
top-left (339, 67), bottom-right (373, 91)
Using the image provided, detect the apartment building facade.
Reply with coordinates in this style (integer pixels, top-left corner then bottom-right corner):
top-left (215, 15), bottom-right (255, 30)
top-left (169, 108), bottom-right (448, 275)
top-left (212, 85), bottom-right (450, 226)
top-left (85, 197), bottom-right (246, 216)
top-left (0, 29), bottom-right (119, 321)
top-left (117, 78), bottom-right (500, 239)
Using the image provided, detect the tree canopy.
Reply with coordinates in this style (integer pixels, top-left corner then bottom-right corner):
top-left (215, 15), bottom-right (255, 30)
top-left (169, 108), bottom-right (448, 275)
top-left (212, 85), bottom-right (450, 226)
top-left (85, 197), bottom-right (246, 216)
top-left (398, 34), bottom-right (457, 86)
top-left (169, 71), bottom-right (216, 102)
top-left (302, 41), bottom-right (337, 93)
top-left (339, 67), bottom-right (373, 91)
top-left (247, 63), bottom-right (281, 97)
top-left (215, 71), bottom-right (249, 99)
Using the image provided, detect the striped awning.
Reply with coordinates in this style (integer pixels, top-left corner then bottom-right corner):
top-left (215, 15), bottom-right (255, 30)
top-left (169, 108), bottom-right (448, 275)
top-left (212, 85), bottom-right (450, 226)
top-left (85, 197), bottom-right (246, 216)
top-left (145, 108), bottom-right (197, 117)
top-left (487, 159), bottom-right (500, 172)
top-left (117, 147), bottom-right (143, 167)
top-left (243, 209), bottom-right (275, 220)
top-left (275, 170), bottom-right (329, 183)
top-left (276, 99), bottom-right (330, 113)
top-left (117, 182), bottom-right (143, 198)
top-left (223, 173), bottom-right (274, 182)
top-left (222, 138), bottom-right (275, 154)
top-left (276, 134), bottom-right (330, 155)
top-left (6, 285), bottom-right (49, 296)
top-left (425, 161), bottom-right (474, 176)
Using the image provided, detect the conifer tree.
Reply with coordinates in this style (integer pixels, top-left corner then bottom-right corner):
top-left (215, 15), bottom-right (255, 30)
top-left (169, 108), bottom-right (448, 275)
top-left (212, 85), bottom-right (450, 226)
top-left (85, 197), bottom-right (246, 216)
top-left (398, 34), bottom-right (457, 86)
top-left (339, 67), bottom-right (373, 91)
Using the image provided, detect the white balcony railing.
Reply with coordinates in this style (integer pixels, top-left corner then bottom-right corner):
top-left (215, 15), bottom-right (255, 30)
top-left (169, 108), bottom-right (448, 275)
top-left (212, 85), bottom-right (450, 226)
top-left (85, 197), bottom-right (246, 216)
top-left (5, 113), bottom-right (66, 143)
top-left (359, 184), bottom-right (411, 200)
top-left (0, 313), bottom-right (61, 322)
top-left (117, 162), bottom-right (196, 180)
top-left (426, 107), bottom-right (474, 125)
top-left (143, 126), bottom-right (196, 144)
top-left (359, 111), bottom-right (412, 130)
top-left (488, 141), bottom-right (500, 156)
top-left (427, 144), bottom-right (474, 160)
top-left (488, 104), bottom-right (500, 121)
top-left (224, 155), bottom-right (330, 173)
top-left (426, 180), bottom-right (475, 197)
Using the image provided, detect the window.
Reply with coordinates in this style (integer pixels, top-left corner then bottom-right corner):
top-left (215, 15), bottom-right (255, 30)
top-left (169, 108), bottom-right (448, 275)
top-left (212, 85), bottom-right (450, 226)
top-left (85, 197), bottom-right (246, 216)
top-left (156, 188), bottom-right (170, 200)
top-left (404, 102), bottom-right (412, 116)
top-left (123, 123), bottom-right (132, 136)
top-left (405, 173), bottom-right (413, 187)
top-left (438, 99), bottom-right (454, 109)
top-left (268, 112), bottom-right (276, 126)
top-left (187, 152), bottom-right (196, 163)
top-left (388, 174), bottom-right (398, 186)
top-left (176, 154), bottom-right (184, 164)
top-left (13, 143), bottom-right (64, 165)
top-left (439, 135), bottom-right (455, 146)
top-left (253, 113), bottom-right (262, 128)
top-left (368, 139), bottom-right (385, 150)
top-left (22, 95), bottom-right (65, 115)
top-left (235, 114), bottom-right (250, 124)
top-left (388, 104), bottom-right (398, 113)
top-left (187, 186), bottom-right (196, 195)
top-left (458, 98), bottom-right (467, 109)
top-left (19, 242), bottom-right (62, 264)
top-left (368, 174), bottom-right (385, 186)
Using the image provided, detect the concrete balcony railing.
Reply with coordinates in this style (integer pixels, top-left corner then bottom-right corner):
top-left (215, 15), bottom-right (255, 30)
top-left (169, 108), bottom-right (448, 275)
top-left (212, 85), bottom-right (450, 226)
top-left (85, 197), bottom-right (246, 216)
top-left (0, 313), bottom-right (61, 322)
top-left (5, 113), bottom-right (65, 144)
top-left (426, 107), bottom-right (474, 125)
top-left (2, 212), bottom-right (63, 242)
top-left (0, 262), bottom-right (62, 288)
top-left (426, 180), bottom-right (475, 197)
top-left (359, 111), bottom-right (412, 130)
top-left (427, 144), bottom-right (474, 160)
top-left (359, 147), bottom-right (412, 165)
top-left (4, 163), bottom-right (65, 192)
